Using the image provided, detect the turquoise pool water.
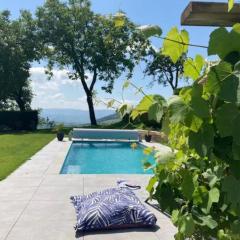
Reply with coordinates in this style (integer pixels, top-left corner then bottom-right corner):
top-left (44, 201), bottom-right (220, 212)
top-left (60, 142), bottom-right (154, 174)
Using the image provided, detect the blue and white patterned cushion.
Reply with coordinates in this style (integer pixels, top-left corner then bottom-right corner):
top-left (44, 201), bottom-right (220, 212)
top-left (70, 186), bottom-right (157, 232)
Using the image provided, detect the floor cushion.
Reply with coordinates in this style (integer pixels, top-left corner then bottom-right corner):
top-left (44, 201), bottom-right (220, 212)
top-left (70, 184), bottom-right (157, 232)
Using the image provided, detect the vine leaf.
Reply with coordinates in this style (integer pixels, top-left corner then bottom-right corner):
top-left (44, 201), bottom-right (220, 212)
top-left (196, 215), bottom-right (218, 229)
top-left (162, 27), bottom-right (189, 63)
top-left (216, 103), bottom-right (239, 137)
top-left (148, 102), bottom-right (163, 123)
top-left (193, 186), bottom-right (208, 206)
top-left (181, 171), bottom-right (195, 200)
top-left (113, 12), bottom-right (125, 27)
top-left (188, 124), bottom-right (214, 157)
top-left (190, 95), bottom-right (209, 119)
top-left (208, 24), bottom-right (240, 60)
top-left (205, 61), bottom-right (233, 95)
top-left (184, 55), bottom-right (205, 80)
top-left (131, 94), bottom-right (166, 122)
top-left (107, 99), bottom-right (115, 108)
top-left (206, 188), bottom-right (220, 213)
top-left (232, 142), bottom-right (240, 160)
top-left (171, 210), bottom-right (180, 225)
top-left (168, 96), bottom-right (190, 123)
top-left (218, 229), bottom-right (231, 240)
top-left (219, 74), bottom-right (240, 104)
top-left (179, 214), bottom-right (195, 237)
top-left (222, 176), bottom-right (240, 209)
top-left (202, 169), bottom-right (219, 188)
top-left (232, 114), bottom-right (240, 145)
top-left (137, 25), bottom-right (162, 38)
top-left (117, 103), bottom-right (132, 117)
top-left (122, 80), bottom-right (130, 89)
top-left (146, 176), bottom-right (158, 197)
top-left (131, 95), bottom-right (153, 120)
top-left (228, 0), bottom-right (235, 11)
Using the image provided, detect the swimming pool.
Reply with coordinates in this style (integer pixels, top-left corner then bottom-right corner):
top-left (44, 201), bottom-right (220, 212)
top-left (60, 141), bottom-right (154, 174)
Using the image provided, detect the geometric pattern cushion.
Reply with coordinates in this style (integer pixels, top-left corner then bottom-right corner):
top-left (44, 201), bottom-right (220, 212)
top-left (70, 186), bottom-right (157, 232)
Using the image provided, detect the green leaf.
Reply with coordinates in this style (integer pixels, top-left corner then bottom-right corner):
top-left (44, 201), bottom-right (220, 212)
top-left (118, 103), bottom-right (132, 117)
top-left (197, 215), bottom-right (218, 229)
top-left (143, 147), bottom-right (153, 155)
top-left (232, 142), bottom-right (240, 160)
top-left (122, 80), bottom-right (130, 89)
top-left (216, 103), bottom-right (239, 137)
top-left (190, 95), bottom-right (209, 119)
top-left (131, 95), bottom-right (166, 121)
top-left (205, 61), bottom-right (233, 95)
top-left (171, 209), bottom-right (180, 225)
top-left (218, 229), bottom-right (232, 240)
top-left (193, 186), bottom-right (209, 206)
top-left (148, 102), bottom-right (163, 123)
top-left (168, 96), bottom-right (190, 123)
top-left (228, 0), bottom-right (235, 11)
top-left (137, 25), bottom-right (162, 38)
top-left (131, 95), bottom-right (154, 120)
top-left (184, 113), bottom-right (203, 133)
top-left (181, 171), bottom-right (195, 200)
top-left (222, 176), bottom-right (240, 209)
top-left (219, 74), bottom-right (240, 104)
top-left (208, 24), bottom-right (240, 60)
top-left (162, 27), bottom-right (189, 63)
top-left (179, 214), bottom-right (195, 237)
top-left (188, 124), bottom-right (214, 157)
top-left (234, 60), bottom-right (240, 71)
top-left (153, 183), bottom-right (177, 211)
top-left (184, 55), bottom-right (205, 80)
top-left (155, 151), bottom-right (175, 164)
top-left (206, 188), bottom-right (220, 213)
top-left (107, 99), bottom-right (115, 108)
top-left (202, 169), bottom-right (219, 188)
top-left (146, 176), bottom-right (158, 195)
top-left (113, 12), bottom-right (125, 27)
top-left (232, 114), bottom-right (240, 145)
top-left (231, 220), bottom-right (240, 235)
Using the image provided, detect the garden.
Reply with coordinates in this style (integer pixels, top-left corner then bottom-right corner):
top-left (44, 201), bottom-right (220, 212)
top-left (0, 0), bottom-right (240, 239)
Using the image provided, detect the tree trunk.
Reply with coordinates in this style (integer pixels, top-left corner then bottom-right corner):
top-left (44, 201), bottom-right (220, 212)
top-left (86, 94), bottom-right (97, 126)
top-left (15, 97), bottom-right (26, 112)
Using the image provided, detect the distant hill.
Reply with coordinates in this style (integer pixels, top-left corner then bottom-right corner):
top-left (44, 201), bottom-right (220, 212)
top-left (40, 108), bottom-right (115, 126)
top-left (97, 112), bottom-right (120, 124)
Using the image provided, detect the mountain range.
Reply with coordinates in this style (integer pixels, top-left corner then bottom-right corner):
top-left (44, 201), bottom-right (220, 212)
top-left (39, 108), bottom-right (117, 126)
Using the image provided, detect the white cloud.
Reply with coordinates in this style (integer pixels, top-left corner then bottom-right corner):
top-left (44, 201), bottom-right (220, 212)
top-left (30, 67), bottom-right (106, 110)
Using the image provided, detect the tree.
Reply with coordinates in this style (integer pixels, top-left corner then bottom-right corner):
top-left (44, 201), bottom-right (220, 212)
top-left (145, 47), bottom-right (186, 93)
top-left (0, 10), bottom-right (39, 111)
top-left (36, 0), bottom-right (148, 125)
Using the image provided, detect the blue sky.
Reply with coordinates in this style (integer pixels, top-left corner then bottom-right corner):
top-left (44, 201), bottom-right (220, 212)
top-left (1, 0), bottom-right (224, 110)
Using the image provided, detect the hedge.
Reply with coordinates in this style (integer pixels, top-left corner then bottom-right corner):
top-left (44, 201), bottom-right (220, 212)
top-left (0, 111), bottom-right (39, 131)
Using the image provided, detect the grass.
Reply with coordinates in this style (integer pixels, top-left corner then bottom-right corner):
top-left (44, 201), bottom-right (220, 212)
top-left (0, 130), bottom-right (55, 180)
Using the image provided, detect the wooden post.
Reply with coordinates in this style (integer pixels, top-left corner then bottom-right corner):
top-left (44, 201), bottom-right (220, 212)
top-left (181, 1), bottom-right (240, 27)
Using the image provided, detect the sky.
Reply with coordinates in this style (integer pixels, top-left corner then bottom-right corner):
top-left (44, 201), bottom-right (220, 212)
top-left (0, 0), bottom-right (225, 110)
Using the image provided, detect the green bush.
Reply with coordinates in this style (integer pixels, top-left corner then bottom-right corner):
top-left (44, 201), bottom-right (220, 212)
top-left (0, 111), bottom-right (39, 131)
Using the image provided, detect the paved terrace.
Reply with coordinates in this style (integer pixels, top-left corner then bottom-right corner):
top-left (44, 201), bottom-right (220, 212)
top-left (0, 139), bottom-right (176, 240)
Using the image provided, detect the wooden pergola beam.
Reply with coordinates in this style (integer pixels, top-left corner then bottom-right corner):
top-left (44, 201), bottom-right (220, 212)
top-left (181, 1), bottom-right (240, 27)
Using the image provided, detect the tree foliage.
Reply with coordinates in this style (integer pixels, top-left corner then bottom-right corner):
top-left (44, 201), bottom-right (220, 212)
top-left (0, 10), bottom-right (38, 111)
top-left (127, 21), bottom-right (240, 240)
top-left (36, 0), bottom-right (148, 125)
top-left (145, 47), bottom-right (187, 92)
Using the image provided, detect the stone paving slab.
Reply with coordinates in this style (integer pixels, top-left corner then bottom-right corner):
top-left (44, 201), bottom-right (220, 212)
top-left (0, 138), bottom-right (176, 240)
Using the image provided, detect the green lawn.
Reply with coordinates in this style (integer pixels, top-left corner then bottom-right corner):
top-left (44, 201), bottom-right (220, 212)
top-left (0, 131), bottom-right (55, 180)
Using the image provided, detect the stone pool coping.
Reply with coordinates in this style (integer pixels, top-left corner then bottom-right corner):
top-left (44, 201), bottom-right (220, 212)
top-left (0, 138), bottom-right (176, 240)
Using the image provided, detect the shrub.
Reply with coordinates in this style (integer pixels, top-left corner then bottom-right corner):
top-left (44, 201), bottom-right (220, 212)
top-left (0, 111), bottom-right (39, 131)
